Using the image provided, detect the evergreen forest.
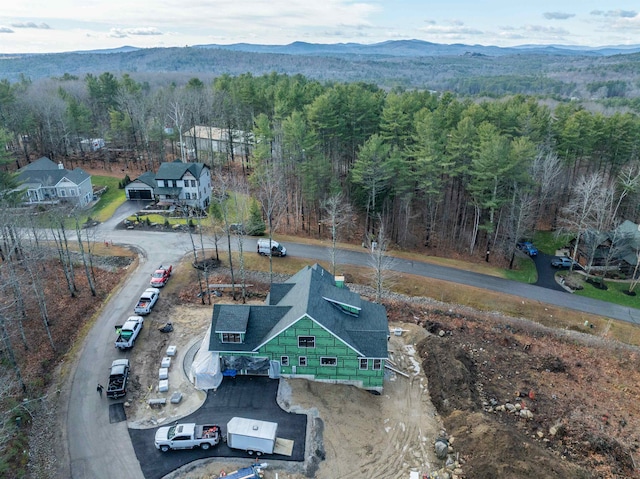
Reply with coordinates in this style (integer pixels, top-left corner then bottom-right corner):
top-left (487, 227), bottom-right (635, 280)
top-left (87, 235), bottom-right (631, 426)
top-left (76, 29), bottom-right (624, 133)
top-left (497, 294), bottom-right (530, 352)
top-left (1, 71), bottom-right (640, 269)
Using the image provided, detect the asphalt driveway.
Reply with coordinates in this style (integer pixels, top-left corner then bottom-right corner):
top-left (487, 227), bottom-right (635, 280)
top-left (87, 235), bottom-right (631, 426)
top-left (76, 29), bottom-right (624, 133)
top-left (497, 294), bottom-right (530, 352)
top-left (129, 376), bottom-right (307, 479)
top-left (533, 252), bottom-right (568, 291)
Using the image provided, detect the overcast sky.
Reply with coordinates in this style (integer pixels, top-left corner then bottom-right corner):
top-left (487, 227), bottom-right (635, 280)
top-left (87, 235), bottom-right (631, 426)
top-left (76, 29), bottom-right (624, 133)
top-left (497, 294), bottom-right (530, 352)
top-left (0, 1), bottom-right (639, 54)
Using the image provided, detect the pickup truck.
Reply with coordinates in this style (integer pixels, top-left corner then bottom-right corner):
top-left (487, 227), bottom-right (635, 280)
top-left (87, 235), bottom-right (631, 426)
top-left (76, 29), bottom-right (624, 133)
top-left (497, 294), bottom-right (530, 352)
top-left (133, 287), bottom-right (160, 315)
top-left (155, 423), bottom-right (221, 452)
top-left (150, 265), bottom-right (172, 288)
top-left (115, 316), bottom-right (144, 350)
top-left (107, 358), bottom-right (130, 399)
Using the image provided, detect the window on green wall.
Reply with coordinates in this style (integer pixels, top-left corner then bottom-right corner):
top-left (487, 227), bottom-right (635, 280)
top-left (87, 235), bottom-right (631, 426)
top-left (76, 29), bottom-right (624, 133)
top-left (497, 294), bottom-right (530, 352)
top-left (359, 358), bottom-right (368, 370)
top-left (372, 359), bottom-right (382, 370)
top-left (299, 356), bottom-right (307, 366)
top-left (320, 357), bottom-right (337, 366)
top-left (222, 333), bottom-right (241, 343)
top-left (281, 356), bottom-right (289, 366)
top-left (298, 336), bottom-right (315, 348)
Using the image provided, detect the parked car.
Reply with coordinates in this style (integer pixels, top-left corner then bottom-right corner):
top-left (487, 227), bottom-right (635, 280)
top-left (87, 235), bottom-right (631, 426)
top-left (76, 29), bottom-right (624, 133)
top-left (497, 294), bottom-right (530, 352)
top-left (150, 265), bottom-right (172, 287)
top-left (516, 241), bottom-right (538, 256)
top-left (107, 359), bottom-right (130, 399)
top-left (551, 256), bottom-right (579, 268)
top-left (134, 288), bottom-right (160, 315)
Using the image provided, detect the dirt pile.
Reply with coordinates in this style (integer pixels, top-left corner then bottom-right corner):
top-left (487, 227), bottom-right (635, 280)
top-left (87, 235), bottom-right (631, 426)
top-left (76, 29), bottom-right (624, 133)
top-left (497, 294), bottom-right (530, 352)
top-left (410, 305), bottom-right (640, 479)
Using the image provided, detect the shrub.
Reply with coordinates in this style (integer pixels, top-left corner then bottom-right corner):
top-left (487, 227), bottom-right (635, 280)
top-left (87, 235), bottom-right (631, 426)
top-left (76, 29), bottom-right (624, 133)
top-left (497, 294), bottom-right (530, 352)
top-left (246, 202), bottom-right (266, 236)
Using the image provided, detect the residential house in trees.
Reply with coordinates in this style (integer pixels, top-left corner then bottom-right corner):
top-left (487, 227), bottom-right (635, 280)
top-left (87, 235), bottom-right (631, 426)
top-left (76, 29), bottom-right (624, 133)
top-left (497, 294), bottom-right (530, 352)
top-left (208, 263), bottom-right (389, 393)
top-left (183, 125), bottom-right (252, 160)
top-left (574, 220), bottom-right (640, 278)
top-left (153, 160), bottom-right (211, 209)
top-left (16, 157), bottom-right (93, 207)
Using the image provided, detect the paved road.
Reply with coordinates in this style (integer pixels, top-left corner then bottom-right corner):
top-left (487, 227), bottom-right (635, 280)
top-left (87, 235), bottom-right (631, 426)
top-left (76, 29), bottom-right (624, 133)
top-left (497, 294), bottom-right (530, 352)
top-left (65, 203), bottom-right (640, 479)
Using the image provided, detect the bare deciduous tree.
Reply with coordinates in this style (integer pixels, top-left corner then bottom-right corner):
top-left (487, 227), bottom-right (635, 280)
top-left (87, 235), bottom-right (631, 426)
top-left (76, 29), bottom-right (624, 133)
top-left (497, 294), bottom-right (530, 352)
top-left (368, 217), bottom-right (396, 302)
top-left (322, 193), bottom-right (354, 276)
top-left (558, 172), bottom-right (613, 271)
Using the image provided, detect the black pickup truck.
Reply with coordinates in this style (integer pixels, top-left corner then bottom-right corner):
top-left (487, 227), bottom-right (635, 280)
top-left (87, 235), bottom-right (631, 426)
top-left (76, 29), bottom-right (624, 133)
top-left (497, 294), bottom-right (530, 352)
top-left (107, 359), bottom-right (130, 399)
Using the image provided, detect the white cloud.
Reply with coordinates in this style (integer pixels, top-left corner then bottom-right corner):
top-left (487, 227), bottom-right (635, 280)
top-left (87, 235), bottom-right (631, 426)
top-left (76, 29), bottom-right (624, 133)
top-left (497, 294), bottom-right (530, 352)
top-left (543, 12), bottom-right (575, 21)
top-left (0, 27), bottom-right (14, 33)
top-left (419, 23), bottom-right (484, 36)
top-left (109, 27), bottom-right (163, 37)
top-left (591, 10), bottom-right (637, 18)
top-left (11, 21), bottom-right (51, 29)
top-left (523, 25), bottom-right (570, 35)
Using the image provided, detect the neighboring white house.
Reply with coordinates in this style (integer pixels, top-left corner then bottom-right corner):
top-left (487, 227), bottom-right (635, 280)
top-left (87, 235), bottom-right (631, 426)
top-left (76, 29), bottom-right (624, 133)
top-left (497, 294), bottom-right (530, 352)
top-left (124, 171), bottom-right (156, 201)
top-left (16, 157), bottom-right (93, 207)
top-left (151, 160), bottom-right (211, 209)
top-left (182, 125), bottom-right (252, 159)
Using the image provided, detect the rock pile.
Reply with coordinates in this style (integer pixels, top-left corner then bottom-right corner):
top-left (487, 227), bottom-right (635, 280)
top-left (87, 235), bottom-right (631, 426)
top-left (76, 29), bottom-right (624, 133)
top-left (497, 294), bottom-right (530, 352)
top-left (426, 433), bottom-right (465, 479)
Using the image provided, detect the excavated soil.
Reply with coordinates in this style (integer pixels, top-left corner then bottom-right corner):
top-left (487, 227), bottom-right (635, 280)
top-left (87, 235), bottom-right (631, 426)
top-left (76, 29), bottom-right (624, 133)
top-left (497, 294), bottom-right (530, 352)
top-left (125, 261), bottom-right (640, 479)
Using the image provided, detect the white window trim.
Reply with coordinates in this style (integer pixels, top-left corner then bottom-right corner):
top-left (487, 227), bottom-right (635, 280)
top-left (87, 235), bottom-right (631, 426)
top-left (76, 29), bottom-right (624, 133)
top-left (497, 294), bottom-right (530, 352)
top-left (359, 358), bottom-right (368, 370)
top-left (372, 359), bottom-right (383, 370)
top-left (320, 357), bottom-right (337, 366)
top-left (298, 335), bottom-right (316, 348)
top-left (299, 356), bottom-right (307, 367)
top-left (281, 356), bottom-right (289, 366)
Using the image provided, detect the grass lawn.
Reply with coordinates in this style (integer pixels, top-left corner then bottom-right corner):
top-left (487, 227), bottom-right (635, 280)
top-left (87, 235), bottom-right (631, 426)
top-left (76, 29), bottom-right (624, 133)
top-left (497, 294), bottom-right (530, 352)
top-left (89, 176), bottom-right (127, 223)
top-left (558, 271), bottom-right (640, 308)
top-left (503, 256), bottom-right (538, 283)
top-left (533, 230), bottom-right (572, 255)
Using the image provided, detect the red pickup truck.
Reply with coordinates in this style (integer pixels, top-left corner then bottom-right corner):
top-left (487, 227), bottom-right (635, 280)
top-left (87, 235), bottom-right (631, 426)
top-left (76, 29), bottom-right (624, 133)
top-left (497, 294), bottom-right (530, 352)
top-left (150, 265), bottom-right (172, 287)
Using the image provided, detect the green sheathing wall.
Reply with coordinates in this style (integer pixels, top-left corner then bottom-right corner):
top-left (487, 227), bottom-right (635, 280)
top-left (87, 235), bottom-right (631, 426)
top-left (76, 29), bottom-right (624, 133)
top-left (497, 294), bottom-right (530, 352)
top-left (259, 316), bottom-right (384, 389)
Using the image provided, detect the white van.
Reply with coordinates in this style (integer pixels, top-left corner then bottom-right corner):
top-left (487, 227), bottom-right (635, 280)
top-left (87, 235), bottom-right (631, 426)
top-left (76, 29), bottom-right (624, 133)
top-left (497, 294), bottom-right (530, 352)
top-left (257, 239), bottom-right (287, 257)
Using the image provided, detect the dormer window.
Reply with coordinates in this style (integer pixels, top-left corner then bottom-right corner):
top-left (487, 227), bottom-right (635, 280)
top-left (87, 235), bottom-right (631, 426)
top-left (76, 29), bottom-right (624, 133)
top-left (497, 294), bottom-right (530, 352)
top-left (323, 297), bottom-right (361, 317)
top-left (221, 333), bottom-right (241, 343)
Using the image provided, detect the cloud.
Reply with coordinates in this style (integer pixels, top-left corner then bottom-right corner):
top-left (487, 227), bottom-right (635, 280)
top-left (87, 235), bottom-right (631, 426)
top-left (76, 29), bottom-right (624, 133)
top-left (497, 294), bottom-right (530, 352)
top-left (523, 25), bottom-right (570, 35)
top-left (0, 27), bottom-right (14, 33)
top-left (419, 22), bottom-right (484, 36)
top-left (11, 22), bottom-right (51, 29)
top-left (543, 12), bottom-right (575, 20)
top-left (590, 10), bottom-right (637, 18)
top-left (109, 27), bottom-right (163, 38)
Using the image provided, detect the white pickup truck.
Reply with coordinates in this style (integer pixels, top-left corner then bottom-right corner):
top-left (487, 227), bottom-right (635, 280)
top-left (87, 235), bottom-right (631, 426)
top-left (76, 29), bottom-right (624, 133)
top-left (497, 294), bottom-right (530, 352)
top-left (155, 423), bottom-right (221, 452)
top-left (115, 316), bottom-right (144, 350)
top-left (133, 287), bottom-right (160, 315)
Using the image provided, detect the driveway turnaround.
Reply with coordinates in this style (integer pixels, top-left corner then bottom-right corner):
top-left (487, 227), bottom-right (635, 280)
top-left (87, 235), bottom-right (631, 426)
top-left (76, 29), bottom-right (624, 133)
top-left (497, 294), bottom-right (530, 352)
top-left (129, 376), bottom-right (307, 479)
top-left (533, 252), bottom-right (568, 291)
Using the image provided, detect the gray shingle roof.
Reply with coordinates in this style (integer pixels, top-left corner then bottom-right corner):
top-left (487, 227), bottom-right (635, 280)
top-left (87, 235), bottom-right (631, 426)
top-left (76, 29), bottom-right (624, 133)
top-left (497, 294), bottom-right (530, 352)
top-left (20, 157), bottom-right (59, 171)
top-left (210, 263), bottom-right (389, 358)
top-left (215, 305), bottom-right (250, 332)
top-left (16, 157), bottom-right (90, 187)
top-left (155, 160), bottom-right (207, 181)
top-left (131, 171), bottom-right (156, 188)
top-left (209, 305), bottom-right (291, 352)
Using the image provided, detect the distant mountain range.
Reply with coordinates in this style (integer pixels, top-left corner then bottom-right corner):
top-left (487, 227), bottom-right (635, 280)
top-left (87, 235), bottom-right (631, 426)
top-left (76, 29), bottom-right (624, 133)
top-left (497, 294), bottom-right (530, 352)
top-left (1, 39), bottom-right (639, 96)
top-left (62, 39), bottom-right (640, 58)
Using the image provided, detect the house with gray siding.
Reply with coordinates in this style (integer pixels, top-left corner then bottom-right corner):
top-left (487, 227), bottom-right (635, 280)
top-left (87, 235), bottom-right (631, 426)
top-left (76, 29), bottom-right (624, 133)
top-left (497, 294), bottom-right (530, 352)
top-left (209, 264), bottom-right (389, 392)
top-left (16, 157), bottom-right (93, 207)
top-left (153, 160), bottom-right (211, 209)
